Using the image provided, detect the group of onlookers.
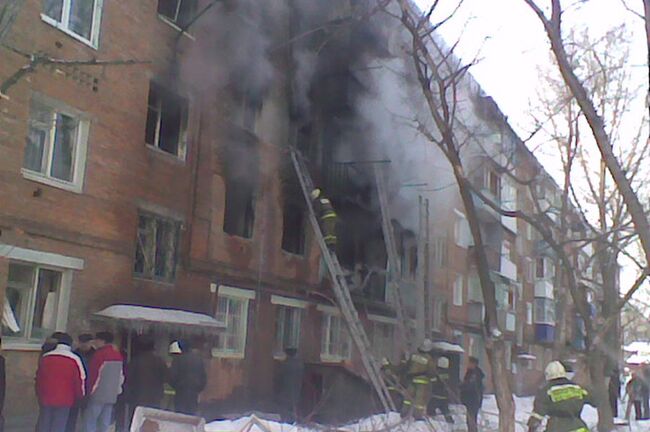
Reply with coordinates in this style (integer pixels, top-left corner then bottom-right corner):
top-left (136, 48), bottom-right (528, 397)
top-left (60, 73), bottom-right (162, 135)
top-left (34, 332), bottom-right (207, 432)
top-left (626, 366), bottom-right (650, 420)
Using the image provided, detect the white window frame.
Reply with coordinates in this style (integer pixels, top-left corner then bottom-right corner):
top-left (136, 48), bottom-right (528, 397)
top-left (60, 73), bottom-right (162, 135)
top-left (22, 95), bottom-right (90, 193)
top-left (319, 306), bottom-right (352, 362)
top-left (454, 210), bottom-right (471, 248)
top-left (273, 305), bottom-right (303, 359)
top-left (212, 286), bottom-right (255, 359)
top-left (453, 274), bottom-right (464, 306)
top-left (145, 81), bottom-right (189, 160)
top-left (0, 245), bottom-right (82, 351)
top-left (40, 0), bottom-right (104, 49)
top-left (527, 302), bottom-right (533, 325)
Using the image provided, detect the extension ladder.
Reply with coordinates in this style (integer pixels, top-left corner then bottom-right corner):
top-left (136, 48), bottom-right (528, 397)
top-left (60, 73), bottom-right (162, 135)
top-left (290, 148), bottom-right (396, 412)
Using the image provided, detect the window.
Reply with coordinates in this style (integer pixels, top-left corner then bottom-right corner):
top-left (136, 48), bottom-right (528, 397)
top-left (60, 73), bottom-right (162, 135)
top-left (454, 211), bottom-right (471, 248)
top-left (223, 179), bottom-right (256, 238)
top-left (3, 263), bottom-right (64, 341)
top-left (502, 240), bottom-right (513, 261)
top-left (536, 257), bottom-right (554, 280)
top-left (525, 258), bottom-right (534, 282)
top-left (487, 170), bottom-right (501, 200)
top-left (371, 321), bottom-right (395, 362)
top-left (215, 295), bottom-right (250, 357)
top-left (145, 82), bottom-right (188, 158)
top-left (23, 97), bottom-right (89, 192)
top-left (134, 213), bottom-right (180, 281)
top-left (534, 298), bottom-right (555, 324)
top-left (157, 0), bottom-right (197, 28)
top-left (281, 202), bottom-right (306, 255)
top-left (432, 236), bottom-right (448, 267)
top-left (468, 274), bottom-right (483, 302)
top-left (527, 302), bottom-right (533, 325)
top-left (432, 299), bottom-right (445, 331)
top-left (453, 274), bottom-right (464, 306)
top-left (526, 223), bottom-right (535, 241)
top-left (275, 306), bottom-right (301, 356)
top-left (42, 0), bottom-right (103, 46)
top-left (321, 313), bottom-right (351, 361)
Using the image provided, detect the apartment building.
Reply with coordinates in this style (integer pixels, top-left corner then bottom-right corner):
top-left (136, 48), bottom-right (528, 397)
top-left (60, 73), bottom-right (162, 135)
top-left (0, 0), bottom-right (597, 426)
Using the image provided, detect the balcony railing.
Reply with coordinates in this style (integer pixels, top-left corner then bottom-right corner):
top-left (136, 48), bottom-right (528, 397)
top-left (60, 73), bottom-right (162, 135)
top-left (499, 256), bottom-right (518, 281)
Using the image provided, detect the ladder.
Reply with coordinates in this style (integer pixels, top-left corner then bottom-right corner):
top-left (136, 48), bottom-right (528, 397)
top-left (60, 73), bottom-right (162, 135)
top-left (373, 164), bottom-right (412, 353)
top-left (290, 149), bottom-right (396, 413)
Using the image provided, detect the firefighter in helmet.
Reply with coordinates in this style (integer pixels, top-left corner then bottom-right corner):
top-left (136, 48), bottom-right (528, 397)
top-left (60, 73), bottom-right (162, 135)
top-left (527, 361), bottom-right (595, 432)
top-left (381, 356), bottom-right (407, 411)
top-left (311, 188), bottom-right (337, 252)
top-left (430, 356), bottom-right (454, 423)
top-left (402, 339), bottom-right (437, 419)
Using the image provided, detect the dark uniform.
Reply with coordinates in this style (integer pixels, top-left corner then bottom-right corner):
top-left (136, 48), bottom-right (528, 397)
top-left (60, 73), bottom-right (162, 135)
top-left (402, 350), bottom-right (436, 418)
top-left (429, 363), bottom-right (453, 423)
top-left (381, 358), bottom-right (407, 410)
top-left (314, 197), bottom-right (337, 251)
top-left (528, 377), bottom-right (595, 432)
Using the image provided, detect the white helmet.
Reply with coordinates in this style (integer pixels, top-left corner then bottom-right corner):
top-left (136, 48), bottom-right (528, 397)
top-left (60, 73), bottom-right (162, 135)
top-left (311, 188), bottom-right (321, 200)
top-left (437, 357), bottom-right (449, 369)
top-left (545, 361), bottom-right (567, 381)
top-left (420, 339), bottom-right (435, 353)
top-left (169, 340), bottom-right (182, 355)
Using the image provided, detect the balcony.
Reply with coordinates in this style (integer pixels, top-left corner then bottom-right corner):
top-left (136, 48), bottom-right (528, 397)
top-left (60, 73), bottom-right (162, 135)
top-left (535, 323), bottom-right (555, 344)
top-left (497, 310), bottom-right (517, 332)
top-left (534, 279), bottom-right (554, 299)
top-left (499, 256), bottom-right (517, 281)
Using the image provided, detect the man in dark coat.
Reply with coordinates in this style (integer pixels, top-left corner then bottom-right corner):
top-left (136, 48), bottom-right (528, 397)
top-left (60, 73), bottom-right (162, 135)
top-left (168, 340), bottom-right (207, 415)
top-left (461, 357), bottom-right (484, 432)
top-left (66, 334), bottom-right (94, 432)
top-left (429, 357), bottom-right (453, 424)
top-left (608, 367), bottom-right (620, 419)
top-left (277, 347), bottom-right (304, 422)
top-left (125, 336), bottom-right (167, 421)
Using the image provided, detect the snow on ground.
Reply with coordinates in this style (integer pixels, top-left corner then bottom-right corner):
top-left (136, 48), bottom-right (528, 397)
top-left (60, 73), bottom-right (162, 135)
top-left (205, 396), bottom-right (650, 431)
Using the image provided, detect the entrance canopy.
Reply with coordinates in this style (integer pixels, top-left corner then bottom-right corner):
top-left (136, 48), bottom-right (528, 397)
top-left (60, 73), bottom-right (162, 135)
top-left (94, 304), bottom-right (226, 335)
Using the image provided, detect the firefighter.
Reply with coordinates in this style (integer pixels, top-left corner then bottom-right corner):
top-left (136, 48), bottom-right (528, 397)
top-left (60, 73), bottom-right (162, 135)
top-left (311, 189), bottom-right (337, 252)
top-left (381, 357), bottom-right (407, 411)
top-left (402, 339), bottom-right (437, 419)
top-left (430, 356), bottom-right (454, 424)
top-left (527, 361), bottom-right (595, 432)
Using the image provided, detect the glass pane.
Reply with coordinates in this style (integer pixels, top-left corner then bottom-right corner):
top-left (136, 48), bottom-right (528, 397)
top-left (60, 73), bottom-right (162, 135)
top-left (176, 0), bottom-right (197, 28)
top-left (134, 216), bottom-right (148, 274)
top-left (158, 0), bottom-right (180, 21)
top-left (43, 0), bottom-right (64, 21)
top-left (31, 269), bottom-right (61, 340)
top-left (3, 264), bottom-right (36, 338)
top-left (69, 0), bottom-right (95, 40)
top-left (50, 113), bottom-right (77, 181)
top-left (145, 84), bottom-right (160, 145)
top-left (159, 92), bottom-right (183, 155)
top-left (24, 127), bottom-right (48, 173)
top-left (154, 219), bottom-right (178, 279)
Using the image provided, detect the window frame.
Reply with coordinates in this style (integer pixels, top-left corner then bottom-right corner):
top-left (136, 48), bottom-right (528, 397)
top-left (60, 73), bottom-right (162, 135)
top-left (453, 274), bottom-right (464, 306)
top-left (274, 305), bottom-right (302, 358)
top-left (133, 212), bottom-right (181, 282)
top-left (41, 0), bottom-right (104, 49)
top-left (157, 0), bottom-right (198, 31)
top-left (320, 309), bottom-right (352, 362)
top-left (22, 95), bottom-right (91, 193)
top-left (534, 297), bottom-right (555, 324)
top-left (144, 81), bottom-right (189, 160)
top-left (212, 287), bottom-right (255, 359)
top-left (369, 320), bottom-right (395, 362)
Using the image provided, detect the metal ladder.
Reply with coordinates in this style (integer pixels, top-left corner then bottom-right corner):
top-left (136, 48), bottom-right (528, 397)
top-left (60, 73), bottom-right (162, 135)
top-left (373, 164), bottom-right (412, 353)
top-left (290, 149), bottom-right (396, 413)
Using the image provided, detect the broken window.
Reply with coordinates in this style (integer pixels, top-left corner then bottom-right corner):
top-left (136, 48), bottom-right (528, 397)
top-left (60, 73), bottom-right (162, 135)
top-left (281, 202), bottom-right (306, 255)
top-left (223, 180), bottom-right (256, 238)
top-left (145, 82), bottom-right (188, 158)
top-left (134, 213), bottom-right (180, 281)
top-left (274, 306), bottom-right (301, 356)
top-left (3, 263), bottom-right (63, 341)
top-left (43, 0), bottom-right (103, 46)
top-left (321, 313), bottom-right (351, 361)
top-left (157, 0), bottom-right (197, 28)
top-left (234, 91), bottom-right (262, 132)
top-left (24, 97), bottom-right (88, 187)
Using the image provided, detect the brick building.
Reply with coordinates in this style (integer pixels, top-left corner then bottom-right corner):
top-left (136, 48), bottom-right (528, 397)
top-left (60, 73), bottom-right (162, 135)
top-left (0, 0), bottom-right (594, 427)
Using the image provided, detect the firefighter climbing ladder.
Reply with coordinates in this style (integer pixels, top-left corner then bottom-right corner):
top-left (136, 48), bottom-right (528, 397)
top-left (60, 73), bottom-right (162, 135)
top-left (290, 149), bottom-right (396, 413)
top-left (373, 164), bottom-right (412, 353)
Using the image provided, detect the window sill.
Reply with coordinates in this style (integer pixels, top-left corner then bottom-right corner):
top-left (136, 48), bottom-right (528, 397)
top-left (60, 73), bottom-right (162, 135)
top-left (22, 169), bottom-right (82, 194)
top-left (145, 144), bottom-right (187, 165)
top-left (132, 275), bottom-right (176, 287)
top-left (40, 14), bottom-right (98, 50)
top-left (320, 355), bottom-right (349, 363)
top-left (157, 15), bottom-right (196, 41)
top-left (2, 341), bottom-right (43, 352)
top-left (211, 349), bottom-right (244, 359)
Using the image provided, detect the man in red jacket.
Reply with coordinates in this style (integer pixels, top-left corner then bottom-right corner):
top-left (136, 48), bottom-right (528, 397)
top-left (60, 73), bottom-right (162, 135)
top-left (83, 331), bottom-right (124, 432)
top-left (36, 333), bottom-right (85, 432)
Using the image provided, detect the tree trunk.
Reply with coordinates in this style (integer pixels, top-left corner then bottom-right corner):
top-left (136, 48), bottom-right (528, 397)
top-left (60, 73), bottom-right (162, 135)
top-left (588, 350), bottom-right (615, 432)
top-left (486, 339), bottom-right (516, 432)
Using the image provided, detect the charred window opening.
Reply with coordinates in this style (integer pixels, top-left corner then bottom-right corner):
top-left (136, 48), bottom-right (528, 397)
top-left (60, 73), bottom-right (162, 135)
top-left (281, 201), bottom-right (306, 255)
top-left (134, 213), bottom-right (180, 281)
top-left (157, 0), bottom-right (197, 28)
top-left (145, 82), bottom-right (188, 158)
top-left (232, 90), bottom-right (262, 132)
top-left (220, 137), bottom-right (259, 239)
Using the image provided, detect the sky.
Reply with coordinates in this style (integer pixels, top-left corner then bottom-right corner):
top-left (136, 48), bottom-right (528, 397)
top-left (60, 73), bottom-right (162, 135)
top-left (413, 0), bottom-right (649, 298)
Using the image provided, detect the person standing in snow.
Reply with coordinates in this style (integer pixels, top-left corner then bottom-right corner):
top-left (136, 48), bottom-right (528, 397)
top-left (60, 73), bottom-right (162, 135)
top-left (83, 331), bottom-right (124, 432)
top-left (168, 340), bottom-right (207, 415)
top-left (35, 333), bottom-right (85, 432)
top-left (402, 339), bottom-right (437, 419)
top-left (124, 335), bottom-right (167, 418)
top-left (608, 367), bottom-right (620, 418)
top-left (626, 372), bottom-right (644, 420)
top-left (429, 356), bottom-right (453, 424)
top-left (527, 361), bottom-right (595, 432)
top-left (461, 356), bottom-right (484, 432)
top-left (277, 347), bottom-right (304, 422)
